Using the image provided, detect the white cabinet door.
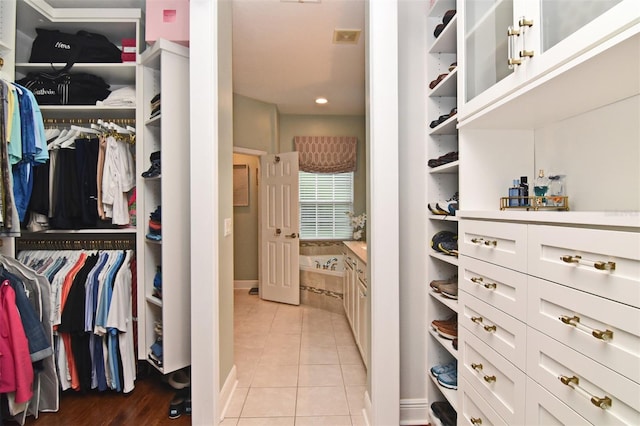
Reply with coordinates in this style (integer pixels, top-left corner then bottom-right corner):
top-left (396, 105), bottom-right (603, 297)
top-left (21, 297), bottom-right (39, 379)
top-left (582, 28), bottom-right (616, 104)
top-left (525, 0), bottom-right (640, 80)
top-left (357, 278), bottom-right (368, 368)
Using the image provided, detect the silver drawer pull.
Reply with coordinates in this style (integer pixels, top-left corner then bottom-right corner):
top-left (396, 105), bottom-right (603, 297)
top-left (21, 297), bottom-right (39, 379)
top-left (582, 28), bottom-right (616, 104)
top-left (561, 255), bottom-right (616, 271)
top-left (483, 375), bottom-right (496, 383)
top-left (471, 237), bottom-right (497, 246)
top-left (470, 417), bottom-right (483, 425)
top-left (559, 375), bottom-right (612, 410)
top-left (471, 277), bottom-right (497, 289)
top-left (558, 315), bottom-right (614, 342)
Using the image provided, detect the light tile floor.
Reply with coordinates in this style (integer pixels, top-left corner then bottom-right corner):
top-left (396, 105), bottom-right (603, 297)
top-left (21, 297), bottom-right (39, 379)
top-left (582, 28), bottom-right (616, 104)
top-left (222, 290), bottom-right (367, 426)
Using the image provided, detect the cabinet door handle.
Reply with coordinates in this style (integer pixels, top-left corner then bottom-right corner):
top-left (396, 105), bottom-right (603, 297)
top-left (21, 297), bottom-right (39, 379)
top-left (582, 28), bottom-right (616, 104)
top-left (471, 363), bottom-right (483, 371)
top-left (471, 238), bottom-right (497, 247)
top-left (507, 26), bottom-right (522, 67)
top-left (561, 255), bottom-right (616, 271)
top-left (470, 417), bottom-right (483, 425)
top-left (471, 316), bottom-right (483, 324)
top-left (518, 16), bottom-right (535, 59)
top-left (559, 375), bottom-right (612, 410)
top-left (483, 324), bottom-right (497, 333)
top-left (558, 315), bottom-right (614, 341)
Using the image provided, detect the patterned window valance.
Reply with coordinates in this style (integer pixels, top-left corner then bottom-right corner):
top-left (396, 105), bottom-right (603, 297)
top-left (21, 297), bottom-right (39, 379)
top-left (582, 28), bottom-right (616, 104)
top-left (294, 136), bottom-right (358, 173)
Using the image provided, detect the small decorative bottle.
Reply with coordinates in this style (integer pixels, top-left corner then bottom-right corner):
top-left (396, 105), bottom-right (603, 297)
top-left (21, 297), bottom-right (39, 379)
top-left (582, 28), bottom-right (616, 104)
top-left (534, 169), bottom-right (549, 206)
top-left (519, 176), bottom-right (529, 206)
top-left (548, 174), bottom-right (566, 207)
top-left (508, 179), bottom-right (520, 207)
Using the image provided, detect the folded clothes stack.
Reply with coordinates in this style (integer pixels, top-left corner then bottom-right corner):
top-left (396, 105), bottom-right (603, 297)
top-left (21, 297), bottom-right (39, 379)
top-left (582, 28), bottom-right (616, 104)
top-left (146, 205), bottom-right (162, 241)
top-left (150, 93), bottom-right (161, 119)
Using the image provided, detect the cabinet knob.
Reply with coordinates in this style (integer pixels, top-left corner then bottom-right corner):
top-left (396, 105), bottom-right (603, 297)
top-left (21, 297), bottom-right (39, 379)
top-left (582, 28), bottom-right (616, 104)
top-left (483, 374), bottom-right (497, 383)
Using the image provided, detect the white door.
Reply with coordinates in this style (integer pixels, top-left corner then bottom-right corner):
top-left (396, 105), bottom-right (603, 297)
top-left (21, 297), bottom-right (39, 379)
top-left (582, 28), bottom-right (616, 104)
top-left (259, 152), bottom-right (300, 305)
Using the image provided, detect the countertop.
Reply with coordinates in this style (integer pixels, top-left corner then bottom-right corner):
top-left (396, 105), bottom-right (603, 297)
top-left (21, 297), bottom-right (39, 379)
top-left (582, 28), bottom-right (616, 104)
top-left (344, 241), bottom-right (367, 263)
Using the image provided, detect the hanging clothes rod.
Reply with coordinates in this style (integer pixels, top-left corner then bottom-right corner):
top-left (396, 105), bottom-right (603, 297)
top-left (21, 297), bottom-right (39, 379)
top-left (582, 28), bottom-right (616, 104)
top-left (43, 118), bottom-right (136, 126)
top-left (16, 236), bottom-right (136, 251)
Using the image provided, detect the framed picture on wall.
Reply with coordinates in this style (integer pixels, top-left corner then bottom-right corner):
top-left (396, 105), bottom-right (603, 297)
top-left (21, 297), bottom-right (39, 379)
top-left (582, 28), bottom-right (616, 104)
top-left (233, 164), bottom-right (250, 206)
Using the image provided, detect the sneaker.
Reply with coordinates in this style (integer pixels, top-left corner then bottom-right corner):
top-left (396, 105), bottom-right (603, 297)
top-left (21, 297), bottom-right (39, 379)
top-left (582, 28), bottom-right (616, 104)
top-left (437, 369), bottom-right (458, 389)
top-left (438, 282), bottom-right (458, 300)
top-left (168, 394), bottom-right (184, 419)
top-left (430, 360), bottom-right (457, 377)
top-left (435, 321), bottom-right (458, 339)
top-left (437, 240), bottom-right (458, 256)
top-left (436, 192), bottom-right (459, 216)
top-left (429, 275), bottom-right (457, 292)
top-left (431, 231), bottom-right (456, 254)
top-left (431, 315), bottom-right (456, 329)
top-left (428, 202), bottom-right (449, 215)
top-left (431, 401), bottom-right (457, 426)
top-left (168, 369), bottom-right (191, 390)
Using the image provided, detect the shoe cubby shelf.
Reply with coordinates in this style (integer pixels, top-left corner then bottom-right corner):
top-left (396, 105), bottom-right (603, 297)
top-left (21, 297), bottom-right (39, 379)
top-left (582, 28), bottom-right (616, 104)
top-left (429, 328), bottom-right (458, 359)
top-left (429, 69), bottom-right (458, 98)
top-left (426, 0), bottom-right (460, 421)
top-left (429, 374), bottom-right (458, 411)
top-left (429, 161), bottom-right (459, 174)
top-left (429, 290), bottom-right (458, 312)
top-left (137, 39), bottom-right (191, 375)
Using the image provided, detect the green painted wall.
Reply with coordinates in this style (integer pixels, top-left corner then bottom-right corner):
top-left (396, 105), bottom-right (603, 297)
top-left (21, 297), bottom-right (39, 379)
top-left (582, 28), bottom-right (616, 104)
top-left (233, 153), bottom-right (260, 281)
top-left (233, 94), bottom-right (279, 153)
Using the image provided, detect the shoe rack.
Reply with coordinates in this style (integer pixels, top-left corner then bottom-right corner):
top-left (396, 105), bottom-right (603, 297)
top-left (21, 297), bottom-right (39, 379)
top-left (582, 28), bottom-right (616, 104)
top-left (137, 39), bottom-right (191, 374)
top-left (426, 0), bottom-right (459, 423)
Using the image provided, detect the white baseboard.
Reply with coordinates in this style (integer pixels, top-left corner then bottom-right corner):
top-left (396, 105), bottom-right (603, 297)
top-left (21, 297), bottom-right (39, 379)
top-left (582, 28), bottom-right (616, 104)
top-left (218, 365), bottom-right (238, 421)
top-left (234, 280), bottom-right (258, 290)
top-left (400, 398), bottom-right (429, 425)
top-left (363, 390), bottom-right (372, 426)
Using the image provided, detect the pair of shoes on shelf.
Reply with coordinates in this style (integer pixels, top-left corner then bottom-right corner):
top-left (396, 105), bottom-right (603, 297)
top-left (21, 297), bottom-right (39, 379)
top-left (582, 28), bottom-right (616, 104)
top-left (430, 359), bottom-right (456, 377)
top-left (429, 275), bottom-right (457, 292)
top-left (431, 401), bottom-right (457, 426)
top-left (430, 361), bottom-right (458, 389)
top-left (142, 151), bottom-right (161, 178)
top-left (452, 338), bottom-right (458, 351)
top-left (433, 9), bottom-right (457, 38)
top-left (428, 192), bottom-right (459, 216)
top-left (431, 231), bottom-right (458, 257)
top-left (429, 72), bottom-right (449, 89)
top-left (431, 316), bottom-right (458, 339)
top-left (169, 387), bottom-right (191, 419)
top-left (428, 151), bottom-right (458, 167)
top-left (168, 369), bottom-right (190, 390)
top-left (429, 107), bottom-right (458, 129)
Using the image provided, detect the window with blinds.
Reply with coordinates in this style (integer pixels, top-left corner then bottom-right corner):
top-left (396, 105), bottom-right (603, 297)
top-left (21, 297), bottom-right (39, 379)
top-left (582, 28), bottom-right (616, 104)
top-left (299, 171), bottom-right (354, 239)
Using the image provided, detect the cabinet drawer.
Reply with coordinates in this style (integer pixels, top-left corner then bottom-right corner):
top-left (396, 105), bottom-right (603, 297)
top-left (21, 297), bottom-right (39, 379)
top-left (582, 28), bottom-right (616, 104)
top-left (528, 225), bottom-right (640, 307)
top-left (460, 327), bottom-right (526, 425)
top-left (460, 220), bottom-right (527, 272)
top-left (528, 276), bottom-right (640, 383)
top-left (460, 378), bottom-right (508, 426)
top-left (527, 328), bottom-right (640, 425)
top-left (460, 291), bottom-right (527, 370)
top-left (460, 255), bottom-right (527, 319)
top-left (525, 377), bottom-right (591, 426)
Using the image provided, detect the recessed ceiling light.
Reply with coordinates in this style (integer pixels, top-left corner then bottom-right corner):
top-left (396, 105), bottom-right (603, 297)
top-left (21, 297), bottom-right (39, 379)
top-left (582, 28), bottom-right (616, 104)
top-left (315, 97), bottom-right (328, 104)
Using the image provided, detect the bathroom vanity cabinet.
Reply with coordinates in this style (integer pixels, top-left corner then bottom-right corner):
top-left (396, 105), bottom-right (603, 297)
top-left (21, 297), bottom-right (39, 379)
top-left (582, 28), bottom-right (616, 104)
top-left (343, 241), bottom-right (369, 368)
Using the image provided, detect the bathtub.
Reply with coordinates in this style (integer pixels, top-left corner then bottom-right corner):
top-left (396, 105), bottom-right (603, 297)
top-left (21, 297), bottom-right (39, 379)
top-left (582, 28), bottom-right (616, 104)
top-left (299, 255), bottom-right (345, 276)
top-left (299, 255), bottom-right (345, 314)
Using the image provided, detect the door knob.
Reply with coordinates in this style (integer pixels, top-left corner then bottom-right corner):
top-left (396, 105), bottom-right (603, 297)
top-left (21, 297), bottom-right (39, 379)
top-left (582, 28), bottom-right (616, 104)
top-left (275, 228), bottom-right (282, 235)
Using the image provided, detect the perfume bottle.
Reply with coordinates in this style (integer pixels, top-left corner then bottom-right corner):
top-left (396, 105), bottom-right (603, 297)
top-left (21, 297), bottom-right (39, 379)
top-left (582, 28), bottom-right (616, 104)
top-left (548, 174), bottom-right (566, 207)
top-left (508, 179), bottom-right (520, 207)
top-left (534, 169), bottom-right (549, 206)
top-left (519, 176), bottom-right (529, 206)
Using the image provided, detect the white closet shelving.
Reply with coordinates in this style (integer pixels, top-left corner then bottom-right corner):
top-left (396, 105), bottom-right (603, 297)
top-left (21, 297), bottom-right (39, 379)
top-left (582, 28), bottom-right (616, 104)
top-left (425, 0), bottom-right (459, 421)
top-left (137, 38), bottom-right (191, 374)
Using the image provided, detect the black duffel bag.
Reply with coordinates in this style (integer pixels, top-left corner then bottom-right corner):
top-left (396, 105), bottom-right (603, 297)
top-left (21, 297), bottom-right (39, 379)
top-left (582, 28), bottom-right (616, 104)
top-left (16, 71), bottom-right (111, 105)
top-left (29, 28), bottom-right (122, 67)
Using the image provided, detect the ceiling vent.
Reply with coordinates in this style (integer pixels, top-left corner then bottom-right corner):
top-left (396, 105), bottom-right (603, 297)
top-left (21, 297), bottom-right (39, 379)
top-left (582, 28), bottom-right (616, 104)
top-left (280, 0), bottom-right (321, 3)
top-left (333, 29), bottom-right (361, 44)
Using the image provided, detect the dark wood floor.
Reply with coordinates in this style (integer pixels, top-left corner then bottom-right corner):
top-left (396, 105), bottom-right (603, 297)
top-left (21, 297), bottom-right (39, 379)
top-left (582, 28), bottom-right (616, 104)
top-left (5, 364), bottom-right (191, 426)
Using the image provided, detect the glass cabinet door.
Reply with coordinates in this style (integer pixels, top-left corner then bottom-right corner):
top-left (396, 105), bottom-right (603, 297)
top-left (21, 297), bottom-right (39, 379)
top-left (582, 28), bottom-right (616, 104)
top-left (539, 0), bottom-right (622, 53)
top-left (464, 0), bottom-right (515, 103)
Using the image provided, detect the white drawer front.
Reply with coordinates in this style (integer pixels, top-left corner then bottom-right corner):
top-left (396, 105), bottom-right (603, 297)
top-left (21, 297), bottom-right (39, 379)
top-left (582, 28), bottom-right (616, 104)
top-left (459, 220), bottom-right (527, 272)
top-left (525, 377), bottom-right (591, 426)
top-left (460, 255), bottom-right (527, 319)
top-left (460, 291), bottom-right (527, 370)
top-left (460, 378), bottom-right (508, 426)
top-left (527, 328), bottom-right (640, 425)
top-left (528, 225), bottom-right (640, 307)
top-left (528, 276), bottom-right (640, 383)
top-left (460, 327), bottom-right (526, 425)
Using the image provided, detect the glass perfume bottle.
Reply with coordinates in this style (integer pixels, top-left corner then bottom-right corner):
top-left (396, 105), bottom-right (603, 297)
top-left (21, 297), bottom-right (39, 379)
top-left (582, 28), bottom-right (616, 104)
top-left (519, 176), bottom-right (529, 206)
top-left (534, 169), bottom-right (549, 206)
top-left (548, 174), bottom-right (566, 207)
top-left (508, 179), bottom-right (520, 207)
